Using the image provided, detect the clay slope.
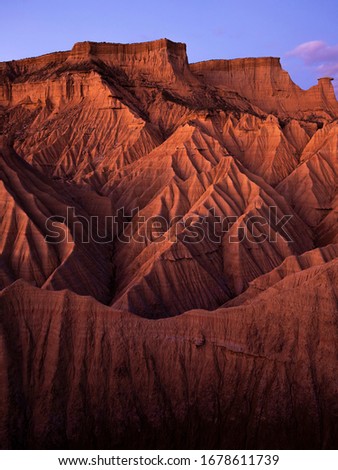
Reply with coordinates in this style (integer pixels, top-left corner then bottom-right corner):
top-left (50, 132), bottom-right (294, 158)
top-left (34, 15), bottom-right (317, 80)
top-left (225, 243), bottom-right (338, 306)
top-left (1, 256), bottom-right (337, 449)
top-left (277, 120), bottom-right (338, 230)
top-left (108, 122), bottom-right (312, 316)
top-left (0, 144), bottom-right (113, 302)
top-left (0, 39), bottom-right (337, 449)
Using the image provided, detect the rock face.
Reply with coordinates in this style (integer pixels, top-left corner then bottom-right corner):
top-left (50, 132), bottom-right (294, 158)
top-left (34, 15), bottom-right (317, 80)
top-left (68, 39), bottom-right (194, 84)
top-left (0, 39), bottom-right (195, 108)
top-left (0, 39), bottom-right (337, 449)
top-left (191, 58), bottom-right (338, 118)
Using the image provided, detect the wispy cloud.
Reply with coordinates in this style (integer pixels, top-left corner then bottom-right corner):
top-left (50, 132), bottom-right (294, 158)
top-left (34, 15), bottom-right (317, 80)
top-left (286, 40), bottom-right (338, 94)
top-left (287, 40), bottom-right (338, 65)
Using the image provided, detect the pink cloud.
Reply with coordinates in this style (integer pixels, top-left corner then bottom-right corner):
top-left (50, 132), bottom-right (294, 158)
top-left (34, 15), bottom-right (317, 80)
top-left (286, 40), bottom-right (338, 65)
top-left (287, 41), bottom-right (338, 95)
top-left (317, 63), bottom-right (338, 76)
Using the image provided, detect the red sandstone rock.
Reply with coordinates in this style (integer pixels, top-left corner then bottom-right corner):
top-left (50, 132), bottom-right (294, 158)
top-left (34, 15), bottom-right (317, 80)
top-left (0, 39), bottom-right (337, 449)
top-left (190, 58), bottom-right (338, 118)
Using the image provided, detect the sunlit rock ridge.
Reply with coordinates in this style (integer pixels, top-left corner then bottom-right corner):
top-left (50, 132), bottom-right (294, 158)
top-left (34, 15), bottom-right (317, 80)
top-left (0, 39), bottom-right (337, 449)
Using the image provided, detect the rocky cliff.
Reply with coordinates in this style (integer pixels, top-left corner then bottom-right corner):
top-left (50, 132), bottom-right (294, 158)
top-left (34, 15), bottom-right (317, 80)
top-left (0, 39), bottom-right (196, 108)
top-left (191, 58), bottom-right (338, 118)
top-left (0, 39), bottom-right (337, 449)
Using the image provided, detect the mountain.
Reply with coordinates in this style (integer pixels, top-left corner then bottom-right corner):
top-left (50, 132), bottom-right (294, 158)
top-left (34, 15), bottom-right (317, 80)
top-left (0, 39), bottom-right (337, 449)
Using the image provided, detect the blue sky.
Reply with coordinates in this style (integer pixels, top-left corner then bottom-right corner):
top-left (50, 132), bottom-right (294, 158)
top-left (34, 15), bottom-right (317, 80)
top-left (1, 0), bottom-right (337, 93)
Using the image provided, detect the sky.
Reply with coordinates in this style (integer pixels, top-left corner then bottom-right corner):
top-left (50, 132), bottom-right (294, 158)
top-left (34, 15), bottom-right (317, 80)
top-left (1, 0), bottom-right (337, 93)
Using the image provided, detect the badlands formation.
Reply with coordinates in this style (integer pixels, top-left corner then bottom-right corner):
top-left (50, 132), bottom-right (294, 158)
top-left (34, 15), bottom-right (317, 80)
top-left (0, 39), bottom-right (337, 449)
